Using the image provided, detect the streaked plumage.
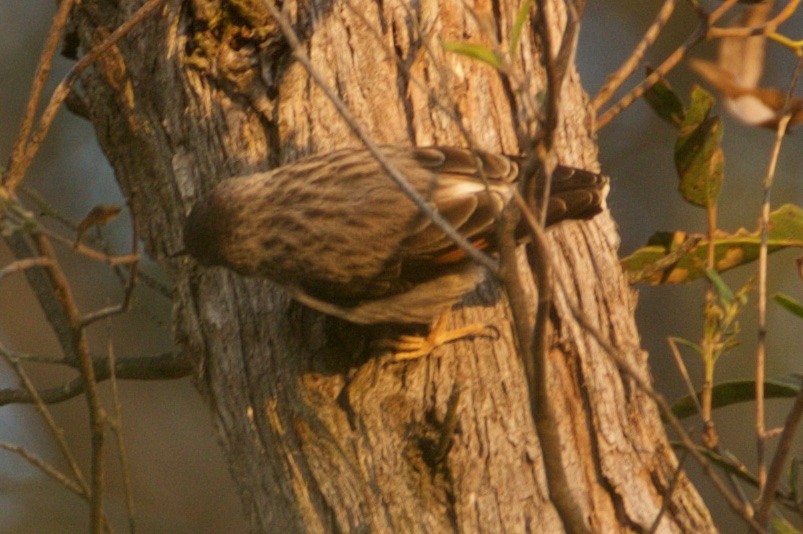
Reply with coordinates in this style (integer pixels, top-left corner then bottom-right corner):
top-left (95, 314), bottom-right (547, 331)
top-left (183, 146), bottom-right (607, 325)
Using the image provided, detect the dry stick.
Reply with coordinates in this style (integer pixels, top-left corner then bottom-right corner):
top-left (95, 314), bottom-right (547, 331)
top-left (550, 273), bottom-right (763, 532)
top-left (668, 337), bottom-right (754, 510)
top-left (755, 113), bottom-right (790, 495)
top-left (0, 8), bottom-right (162, 487)
top-left (756, 387), bottom-right (803, 525)
top-left (263, 0), bottom-right (497, 274)
top-left (667, 337), bottom-right (705, 419)
top-left (20, 186), bottom-right (165, 297)
top-left (3, 0), bottom-right (76, 187)
top-left (0, 258), bottom-right (54, 280)
top-left (31, 232), bottom-right (106, 534)
top-left (707, 0), bottom-right (741, 23)
top-left (596, 24), bottom-right (705, 131)
top-left (708, 0), bottom-right (802, 39)
top-left (105, 332), bottom-right (137, 534)
top-left (595, 0), bottom-right (796, 130)
top-left (0, 441), bottom-right (84, 497)
top-left (756, 52), bottom-right (803, 500)
top-left (82, 194), bottom-right (141, 327)
top-left (2, 196), bottom-right (140, 267)
top-left (529, 0), bottom-right (560, 227)
top-left (592, 0), bottom-right (679, 112)
top-left (45, 226), bottom-right (140, 266)
top-left (3, 0), bottom-right (168, 192)
top-left (0, 351), bottom-right (192, 407)
top-left (594, 0), bottom-right (745, 131)
top-left (0, 344), bottom-right (89, 496)
top-left (648, 450), bottom-right (691, 533)
top-left (514, 196), bottom-right (593, 534)
top-left (521, 2), bottom-right (591, 532)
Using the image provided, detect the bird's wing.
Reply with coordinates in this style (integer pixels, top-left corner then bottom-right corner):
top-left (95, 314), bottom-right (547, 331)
top-left (397, 147), bottom-right (607, 266)
top-left (399, 147), bottom-right (516, 262)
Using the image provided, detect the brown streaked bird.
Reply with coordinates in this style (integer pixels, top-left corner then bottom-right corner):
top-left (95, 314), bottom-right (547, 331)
top-left (183, 146), bottom-right (608, 356)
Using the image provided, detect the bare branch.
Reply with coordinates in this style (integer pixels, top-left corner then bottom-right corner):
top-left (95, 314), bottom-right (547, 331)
top-left (0, 257), bottom-right (53, 281)
top-left (755, 386), bottom-right (803, 526)
top-left (0, 441), bottom-right (85, 498)
top-left (592, 0), bottom-right (679, 111)
top-left (105, 332), bottom-right (137, 533)
top-left (0, 344), bottom-right (89, 494)
top-left (30, 232), bottom-right (106, 533)
top-left (2, 0), bottom-right (168, 191)
top-left (0, 351), bottom-right (192, 407)
top-left (2, 0), bottom-right (76, 189)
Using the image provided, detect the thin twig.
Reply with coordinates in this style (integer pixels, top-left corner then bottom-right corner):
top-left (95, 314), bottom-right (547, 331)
top-left (595, 0), bottom-right (746, 131)
top-left (3, 0), bottom-right (76, 188)
top-left (0, 441), bottom-right (85, 497)
top-left (515, 192), bottom-right (595, 534)
top-left (0, 257), bottom-right (54, 281)
top-left (0, 344), bottom-right (89, 495)
top-left (3, 0), bottom-right (168, 191)
top-left (263, 0), bottom-right (498, 275)
top-left (667, 337), bottom-right (705, 418)
top-left (43, 226), bottom-right (140, 266)
top-left (592, 0), bottom-right (679, 111)
top-left (596, 24), bottom-right (706, 130)
top-left (105, 330), bottom-right (137, 533)
top-left (81, 194), bottom-right (141, 327)
top-left (0, 351), bottom-right (192, 407)
top-left (648, 450), bottom-right (690, 533)
top-left (708, 0), bottom-right (801, 39)
top-left (755, 53), bottom-right (803, 497)
top-left (755, 112), bottom-right (791, 494)
top-left (708, 0), bottom-right (741, 23)
top-left (756, 386), bottom-right (803, 526)
top-left (668, 339), bottom-right (752, 511)
top-left (31, 232), bottom-right (106, 533)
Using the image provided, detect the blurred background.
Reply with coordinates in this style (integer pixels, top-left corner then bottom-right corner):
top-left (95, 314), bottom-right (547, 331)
top-left (0, 1), bottom-right (800, 531)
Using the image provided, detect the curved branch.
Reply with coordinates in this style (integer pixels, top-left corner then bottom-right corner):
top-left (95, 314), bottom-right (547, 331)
top-left (0, 351), bottom-right (192, 407)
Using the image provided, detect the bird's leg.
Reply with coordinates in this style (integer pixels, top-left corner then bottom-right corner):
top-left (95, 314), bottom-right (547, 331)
top-left (384, 313), bottom-right (492, 361)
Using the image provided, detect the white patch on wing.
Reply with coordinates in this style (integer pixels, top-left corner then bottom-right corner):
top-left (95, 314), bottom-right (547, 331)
top-left (726, 95), bottom-right (777, 125)
top-left (434, 177), bottom-right (512, 202)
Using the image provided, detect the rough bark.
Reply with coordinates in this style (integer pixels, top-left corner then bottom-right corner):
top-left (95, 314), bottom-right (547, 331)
top-left (71, 0), bottom-right (717, 531)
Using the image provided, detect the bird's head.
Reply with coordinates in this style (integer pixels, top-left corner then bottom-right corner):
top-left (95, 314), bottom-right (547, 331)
top-left (182, 189), bottom-right (234, 267)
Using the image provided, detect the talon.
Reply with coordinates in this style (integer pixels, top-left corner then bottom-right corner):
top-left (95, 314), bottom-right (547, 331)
top-left (383, 314), bottom-right (493, 362)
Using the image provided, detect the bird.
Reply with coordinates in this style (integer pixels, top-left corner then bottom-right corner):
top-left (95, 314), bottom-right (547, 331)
top-left (183, 145), bottom-right (608, 358)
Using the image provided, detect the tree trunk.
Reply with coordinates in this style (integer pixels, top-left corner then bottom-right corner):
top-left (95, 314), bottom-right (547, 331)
top-left (72, 0), bottom-right (716, 531)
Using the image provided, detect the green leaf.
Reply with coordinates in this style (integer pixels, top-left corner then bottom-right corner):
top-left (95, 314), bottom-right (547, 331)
top-left (671, 375), bottom-right (802, 420)
top-left (774, 292), bottom-right (803, 319)
top-left (442, 41), bottom-right (503, 68)
top-left (621, 204), bottom-right (803, 284)
top-left (705, 268), bottom-right (736, 305)
top-left (510, 1), bottom-right (533, 56)
top-left (644, 67), bottom-right (685, 127)
top-left (682, 85), bottom-right (715, 126)
top-left (674, 87), bottom-right (724, 208)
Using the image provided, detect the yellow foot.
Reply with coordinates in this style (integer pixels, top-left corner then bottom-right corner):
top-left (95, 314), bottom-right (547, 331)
top-left (382, 314), bottom-right (495, 362)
